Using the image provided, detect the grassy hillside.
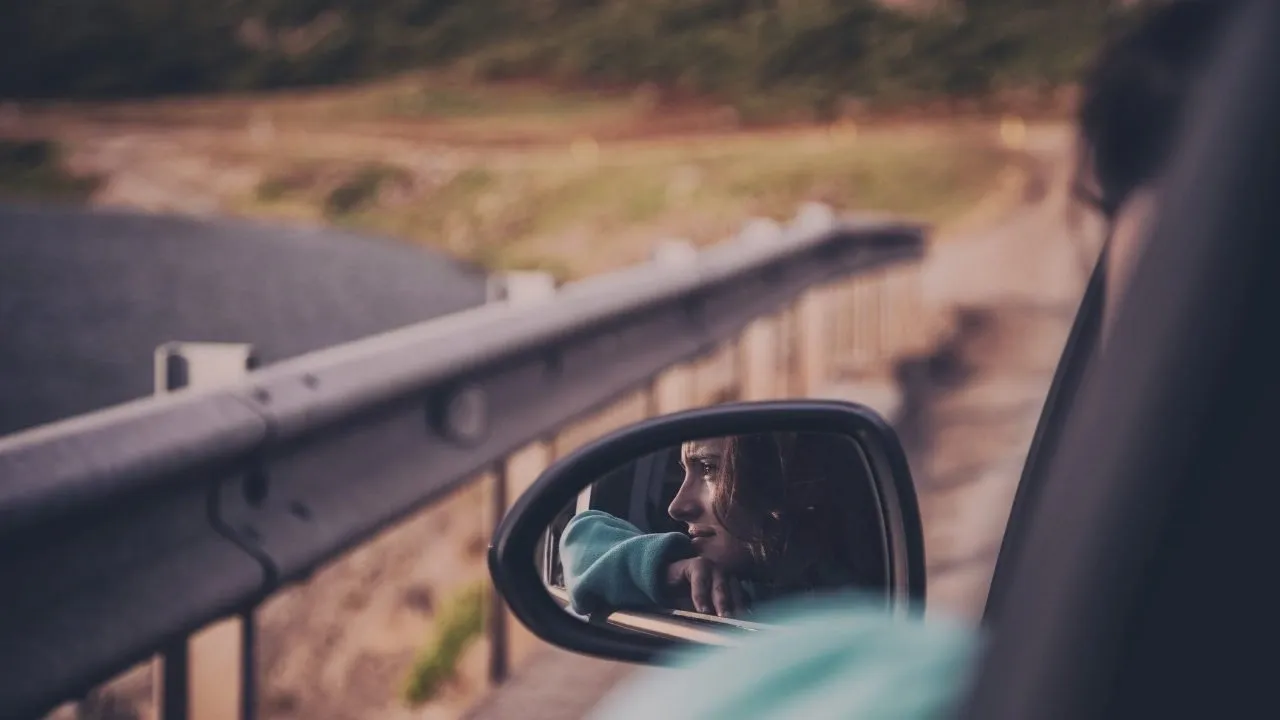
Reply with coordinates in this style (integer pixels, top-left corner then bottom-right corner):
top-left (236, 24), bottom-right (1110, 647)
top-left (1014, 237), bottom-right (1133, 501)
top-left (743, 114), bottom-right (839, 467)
top-left (3, 77), bottom-right (1027, 279)
top-left (240, 124), bottom-right (1018, 279)
top-left (2, 1), bottom-right (1144, 120)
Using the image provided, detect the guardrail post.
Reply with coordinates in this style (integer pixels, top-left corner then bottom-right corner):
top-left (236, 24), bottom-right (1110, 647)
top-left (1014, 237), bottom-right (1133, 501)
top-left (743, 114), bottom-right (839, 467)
top-left (836, 281), bottom-right (856, 361)
top-left (777, 204), bottom-right (835, 396)
top-left (898, 264), bottom-right (929, 358)
top-left (734, 219), bottom-right (785, 401)
top-left (484, 272), bottom-right (556, 685)
top-left (850, 275), bottom-right (881, 374)
top-left (649, 241), bottom-right (698, 413)
top-left (790, 201), bottom-right (837, 237)
top-left (879, 270), bottom-right (899, 361)
top-left (794, 288), bottom-right (830, 397)
top-left (151, 342), bottom-right (258, 720)
top-left (738, 317), bottom-right (779, 401)
top-left (778, 305), bottom-right (802, 397)
top-left (485, 461), bottom-right (510, 687)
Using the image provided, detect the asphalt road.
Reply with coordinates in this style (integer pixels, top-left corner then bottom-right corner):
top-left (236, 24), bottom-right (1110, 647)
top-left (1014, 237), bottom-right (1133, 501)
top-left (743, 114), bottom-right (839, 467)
top-left (0, 203), bottom-right (486, 437)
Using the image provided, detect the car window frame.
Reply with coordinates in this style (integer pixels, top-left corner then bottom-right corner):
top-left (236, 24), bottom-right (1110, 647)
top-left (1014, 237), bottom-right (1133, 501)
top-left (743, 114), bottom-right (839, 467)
top-left (961, 3), bottom-right (1280, 715)
top-left (544, 584), bottom-right (770, 645)
top-left (981, 245), bottom-right (1107, 624)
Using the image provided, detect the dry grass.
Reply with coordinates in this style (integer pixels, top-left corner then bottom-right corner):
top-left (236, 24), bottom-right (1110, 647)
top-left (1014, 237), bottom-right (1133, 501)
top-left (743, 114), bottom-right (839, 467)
top-left (12, 73), bottom-right (648, 138)
top-left (5, 76), bottom-right (1023, 278)
top-left (236, 125), bottom-right (1017, 280)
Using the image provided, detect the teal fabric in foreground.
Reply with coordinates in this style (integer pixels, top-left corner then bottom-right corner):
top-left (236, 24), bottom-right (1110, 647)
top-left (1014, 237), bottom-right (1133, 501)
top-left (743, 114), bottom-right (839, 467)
top-left (586, 592), bottom-right (982, 720)
top-left (559, 510), bottom-right (694, 614)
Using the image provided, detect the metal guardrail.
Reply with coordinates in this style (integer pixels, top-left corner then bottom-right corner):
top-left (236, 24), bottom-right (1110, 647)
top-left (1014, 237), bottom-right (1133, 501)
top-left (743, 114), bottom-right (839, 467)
top-left (0, 210), bottom-right (924, 719)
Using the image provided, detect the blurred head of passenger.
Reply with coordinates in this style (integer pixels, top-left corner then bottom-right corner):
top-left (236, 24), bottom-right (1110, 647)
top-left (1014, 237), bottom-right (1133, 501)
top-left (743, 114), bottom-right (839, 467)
top-left (1074, 0), bottom-right (1241, 337)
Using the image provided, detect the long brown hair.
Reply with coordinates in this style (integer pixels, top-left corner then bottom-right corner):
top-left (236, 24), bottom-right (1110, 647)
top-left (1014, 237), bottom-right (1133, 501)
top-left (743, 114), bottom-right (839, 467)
top-left (1073, 0), bottom-right (1239, 222)
top-left (709, 432), bottom-right (885, 595)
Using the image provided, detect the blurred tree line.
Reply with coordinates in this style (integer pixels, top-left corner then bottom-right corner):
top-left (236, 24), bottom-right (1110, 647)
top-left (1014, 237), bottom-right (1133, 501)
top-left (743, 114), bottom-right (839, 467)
top-left (0, 0), bottom-right (1145, 110)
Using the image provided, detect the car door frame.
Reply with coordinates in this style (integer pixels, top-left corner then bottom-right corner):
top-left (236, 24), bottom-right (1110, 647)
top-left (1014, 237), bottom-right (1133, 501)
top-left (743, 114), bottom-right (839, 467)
top-left (961, 2), bottom-right (1280, 716)
top-left (980, 253), bottom-right (1106, 624)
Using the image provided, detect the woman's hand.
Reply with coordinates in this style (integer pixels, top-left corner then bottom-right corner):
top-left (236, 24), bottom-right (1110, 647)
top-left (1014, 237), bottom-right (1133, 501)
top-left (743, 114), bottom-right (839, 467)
top-left (665, 557), bottom-right (749, 618)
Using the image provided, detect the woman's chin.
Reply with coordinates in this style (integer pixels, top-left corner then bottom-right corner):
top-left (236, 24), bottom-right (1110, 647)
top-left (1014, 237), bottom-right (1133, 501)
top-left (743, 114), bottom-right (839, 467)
top-left (696, 543), bottom-right (727, 566)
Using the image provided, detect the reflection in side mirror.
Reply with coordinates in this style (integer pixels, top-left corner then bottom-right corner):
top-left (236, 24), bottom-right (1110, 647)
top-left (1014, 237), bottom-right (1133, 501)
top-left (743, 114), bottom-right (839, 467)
top-left (488, 401), bottom-right (926, 665)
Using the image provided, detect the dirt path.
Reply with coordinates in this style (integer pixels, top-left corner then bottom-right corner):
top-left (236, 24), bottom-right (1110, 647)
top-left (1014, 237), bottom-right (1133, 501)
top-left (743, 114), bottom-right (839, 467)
top-left (906, 125), bottom-right (1097, 620)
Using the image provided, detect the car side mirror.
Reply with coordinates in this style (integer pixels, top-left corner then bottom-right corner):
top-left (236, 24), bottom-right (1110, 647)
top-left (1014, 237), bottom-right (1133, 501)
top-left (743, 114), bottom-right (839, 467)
top-left (487, 400), bottom-right (927, 664)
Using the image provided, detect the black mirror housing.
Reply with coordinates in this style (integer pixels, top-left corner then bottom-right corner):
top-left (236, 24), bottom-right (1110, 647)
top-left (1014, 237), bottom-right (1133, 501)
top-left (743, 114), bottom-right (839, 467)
top-left (488, 399), bottom-right (927, 664)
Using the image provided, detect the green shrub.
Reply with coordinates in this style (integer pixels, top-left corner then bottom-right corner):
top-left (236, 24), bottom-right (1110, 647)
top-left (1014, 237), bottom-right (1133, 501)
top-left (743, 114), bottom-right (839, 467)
top-left (1, 0), bottom-right (1145, 113)
top-left (0, 139), bottom-right (57, 168)
top-left (323, 163), bottom-right (410, 217)
top-left (0, 140), bottom-right (101, 202)
top-left (256, 172), bottom-right (308, 203)
top-left (401, 581), bottom-right (488, 707)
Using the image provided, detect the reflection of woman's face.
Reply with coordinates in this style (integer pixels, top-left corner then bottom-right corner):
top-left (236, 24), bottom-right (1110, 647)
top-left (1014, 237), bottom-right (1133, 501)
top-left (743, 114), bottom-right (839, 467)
top-left (669, 438), bottom-right (754, 573)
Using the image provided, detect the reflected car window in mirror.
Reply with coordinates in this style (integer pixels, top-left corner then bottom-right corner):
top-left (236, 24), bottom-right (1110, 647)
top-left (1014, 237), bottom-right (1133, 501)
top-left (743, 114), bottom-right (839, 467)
top-left (543, 430), bottom-right (890, 630)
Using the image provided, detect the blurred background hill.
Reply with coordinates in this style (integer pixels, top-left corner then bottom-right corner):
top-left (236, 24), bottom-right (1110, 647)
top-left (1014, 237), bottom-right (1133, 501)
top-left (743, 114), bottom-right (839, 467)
top-left (3, 1), bottom-right (1132, 119)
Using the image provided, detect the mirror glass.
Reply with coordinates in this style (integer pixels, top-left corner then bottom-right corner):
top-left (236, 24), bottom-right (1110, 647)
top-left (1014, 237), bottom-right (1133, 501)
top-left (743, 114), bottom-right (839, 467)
top-left (534, 430), bottom-right (894, 643)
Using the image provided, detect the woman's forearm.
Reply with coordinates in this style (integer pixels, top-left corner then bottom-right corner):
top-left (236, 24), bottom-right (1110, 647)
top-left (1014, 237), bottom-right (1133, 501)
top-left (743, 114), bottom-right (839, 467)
top-left (560, 510), bottom-right (693, 614)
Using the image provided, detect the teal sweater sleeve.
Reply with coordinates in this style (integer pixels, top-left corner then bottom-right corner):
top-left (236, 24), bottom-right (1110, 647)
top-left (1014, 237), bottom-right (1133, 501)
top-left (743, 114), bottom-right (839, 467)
top-left (559, 510), bottom-right (693, 615)
top-left (587, 591), bottom-right (982, 720)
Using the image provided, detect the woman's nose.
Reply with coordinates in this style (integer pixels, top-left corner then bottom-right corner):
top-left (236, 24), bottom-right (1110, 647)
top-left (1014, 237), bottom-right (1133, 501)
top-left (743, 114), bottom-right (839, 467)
top-left (668, 478), bottom-right (700, 523)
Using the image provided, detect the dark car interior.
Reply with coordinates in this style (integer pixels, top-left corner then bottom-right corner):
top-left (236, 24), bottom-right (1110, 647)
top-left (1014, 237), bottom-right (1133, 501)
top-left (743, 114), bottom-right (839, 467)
top-left (961, 3), bottom-right (1280, 717)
